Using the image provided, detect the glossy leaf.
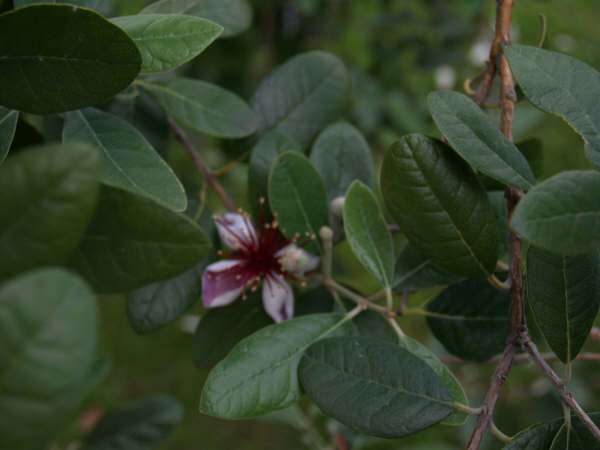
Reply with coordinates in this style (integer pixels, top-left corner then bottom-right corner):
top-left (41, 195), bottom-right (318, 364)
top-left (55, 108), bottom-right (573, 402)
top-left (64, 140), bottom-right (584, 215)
top-left (310, 121), bottom-right (375, 202)
top-left (380, 134), bottom-right (499, 279)
top-left (299, 336), bottom-right (454, 438)
top-left (0, 269), bottom-right (98, 450)
top-left (199, 313), bottom-right (346, 418)
top-left (426, 280), bottom-right (510, 362)
top-left (192, 293), bottom-right (272, 371)
top-left (511, 170), bottom-right (600, 255)
top-left (0, 143), bottom-right (99, 281)
top-left (392, 244), bottom-right (464, 293)
top-left (110, 14), bottom-right (222, 73)
top-left (344, 181), bottom-right (394, 287)
top-left (69, 186), bottom-right (211, 293)
top-left (506, 414), bottom-right (600, 450)
top-left (505, 44), bottom-right (600, 169)
top-left (527, 246), bottom-right (600, 363)
top-left (248, 131), bottom-right (302, 217)
top-left (428, 90), bottom-right (535, 190)
top-left (141, 0), bottom-right (252, 38)
top-left (139, 77), bottom-right (258, 138)
top-left (251, 51), bottom-right (350, 149)
top-left (0, 5), bottom-right (140, 114)
top-left (64, 107), bottom-right (186, 211)
top-left (86, 395), bottom-right (183, 450)
top-left (127, 255), bottom-right (213, 334)
top-left (268, 152), bottom-right (328, 254)
top-left (0, 107), bottom-right (17, 163)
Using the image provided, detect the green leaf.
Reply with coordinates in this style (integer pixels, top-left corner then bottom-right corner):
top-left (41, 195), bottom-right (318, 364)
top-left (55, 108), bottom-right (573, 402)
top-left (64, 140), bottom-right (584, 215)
top-left (64, 107), bottom-right (186, 212)
top-left (69, 186), bottom-right (211, 294)
top-left (251, 51), bottom-right (350, 149)
top-left (199, 313), bottom-right (346, 418)
top-left (392, 244), bottom-right (464, 293)
top-left (345, 305), bottom-right (398, 343)
top-left (380, 134), bottom-right (499, 279)
top-left (138, 77), bottom-right (258, 138)
top-left (344, 181), bottom-right (394, 287)
top-left (0, 143), bottom-right (99, 281)
top-left (127, 255), bottom-right (213, 334)
top-left (309, 121), bottom-right (375, 202)
top-left (0, 5), bottom-right (140, 114)
top-left (14, 0), bottom-right (111, 14)
top-left (110, 14), bottom-right (222, 73)
top-left (527, 246), bottom-right (600, 363)
top-left (294, 286), bottom-right (334, 317)
top-left (425, 280), bottom-right (509, 362)
top-left (299, 336), bottom-right (454, 438)
top-left (0, 268), bottom-right (98, 450)
top-left (86, 395), bottom-right (183, 450)
top-left (505, 44), bottom-right (600, 169)
top-left (397, 335), bottom-right (469, 426)
top-left (0, 107), bottom-right (17, 164)
top-left (550, 419), bottom-right (600, 450)
top-left (428, 90), bottom-right (535, 190)
top-left (268, 152), bottom-right (328, 254)
top-left (489, 190), bottom-right (510, 257)
top-left (511, 170), bottom-right (600, 255)
top-left (248, 130), bottom-right (302, 218)
top-left (506, 414), bottom-right (600, 450)
top-left (141, 0), bottom-right (252, 38)
top-left (192, 293), bottom-right (272, 371)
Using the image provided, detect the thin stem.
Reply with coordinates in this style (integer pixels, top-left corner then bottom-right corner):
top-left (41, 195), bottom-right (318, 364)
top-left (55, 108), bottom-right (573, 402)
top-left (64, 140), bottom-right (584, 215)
top-left (441, 352), bottom-right (600, 365)
top-left (521, 333), bottom-right (600, 441)
top-left (320, 227), bottom-right (334, 283)
top-left (167, 117), bottom-right (236, 212)
top-left (490, 421), bottom-right (512, 443)
top-left (563, 362), bottom-right (573, 448)
top-left (454, 403), bottom-right (483, 415)
top-left (387, 317), bottom-right (406, 343)
top-left (488, 273), bottom-right (511, 291)
top-left (384, 286), bottom-right (393, 311)
top-left (326, 280), bottom-right (389, 314)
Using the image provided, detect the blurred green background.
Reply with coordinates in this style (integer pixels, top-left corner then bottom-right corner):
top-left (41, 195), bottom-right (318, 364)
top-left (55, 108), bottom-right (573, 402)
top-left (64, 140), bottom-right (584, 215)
top-left (28, 0), bottom-right (599, 448)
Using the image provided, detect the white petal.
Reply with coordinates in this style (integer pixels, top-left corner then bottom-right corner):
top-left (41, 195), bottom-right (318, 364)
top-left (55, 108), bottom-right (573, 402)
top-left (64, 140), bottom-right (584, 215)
top-left (202, 259), bottom-right (246, 308)
top-left (276, 244), bottom-right (320, 276)
top-left (262, 278), bottom-right (294, 323)
top-left (215, 213), bottom-right (258, 251)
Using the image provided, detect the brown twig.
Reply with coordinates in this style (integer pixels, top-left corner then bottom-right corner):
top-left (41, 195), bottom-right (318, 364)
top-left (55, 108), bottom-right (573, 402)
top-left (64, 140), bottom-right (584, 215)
top-left (387, 224), bottom-right (402, 233)
top-left (521, 331), bottom-right (600, 440)
top-left (441, 352), bottom-right (600, 365)
top-left (334, 434), bottom-right (348, 450)
top-left (590, 327), bottom-right (600, 343)
top-left (168, 117), bottom-right (236, 212)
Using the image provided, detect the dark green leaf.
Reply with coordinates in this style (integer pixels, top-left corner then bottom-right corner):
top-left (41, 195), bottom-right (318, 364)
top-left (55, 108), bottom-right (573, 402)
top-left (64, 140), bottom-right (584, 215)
top-left (506, 414), bottom-right (600, 450)
top-left (299, 336), bottom-right (454, 438)
top-left (69, 186), bottom-right (211, 294)
top-left (248, 130), bottom-right (302, 218)
top-left (110, 14), bottom-right (222, 73)
top-left (251, 51), bottom-right (350, 149)
top-left (527, 246), bottom-right (600, 363)
top-left (511, 170), bottom-right (600, 255)
top-left (86, 395), bottom-right (183, 450)
top-left (295, 286), bottom-right (334, 316)
top-left (139, 77), bottom-right (257, 138)
top-left (344, 181), bottom-right (394, 287)
top-left (428, 90), bottom-right (535, 190)
top-left (199, 313), bottom-right (346, 418)
top-left (141, 0), bottom-right (252, 38)
top-left (0, 268), bottom-right (98, 450)
top-left (518, 138), bottom-right (544, 179)
top-left (505, 44), bottom-right (600, 169)
top-left (0, 5), bottom-right (140, 114)
top-left (550, 419), bottom-right (600, 450)
top-left (0, 143), bottom-right (99, 281)
top-left (268, 152), bottom-right (328, 254)
top-left (488, 190), bottom-right (509, 257)
top-left (127, 255), bottom-right (213, 334)
top-left (14, 0), bottom-right (111, 14)
top-left (380, 134), bottom-right (499, 279)
top-left (192, 293), bottom-right (272, 371)
top-left (392, 244), bottom-right (464, 293)
top-left (64, 107), bottom-right (186, 212)
top-left (426, 280), bottom-right (509, 362)
top-left (339, 299), bottom-right (397, 343)
top-left (0, 107), bottom-right (17, 163)
top-left (310, 121), bottom-right (375, 202)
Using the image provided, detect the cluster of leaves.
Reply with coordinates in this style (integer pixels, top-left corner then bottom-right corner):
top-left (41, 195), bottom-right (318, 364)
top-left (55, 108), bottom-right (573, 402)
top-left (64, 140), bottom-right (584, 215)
top-left (2, 1), bottom-right (600, 449)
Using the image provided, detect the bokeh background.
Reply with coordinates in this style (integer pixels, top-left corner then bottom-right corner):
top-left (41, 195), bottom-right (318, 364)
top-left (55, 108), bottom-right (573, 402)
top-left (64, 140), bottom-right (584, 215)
top-left (5, 0), bottom-right (599, 448)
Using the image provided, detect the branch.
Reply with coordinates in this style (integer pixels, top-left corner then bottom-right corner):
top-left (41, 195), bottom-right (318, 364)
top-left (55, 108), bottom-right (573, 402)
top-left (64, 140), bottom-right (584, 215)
top-left (521, 332), bottom-right (600, 440)
top-left (441, 352), bottom-right (600, 365)
top-left (168, 117), bottom-right (236, 212)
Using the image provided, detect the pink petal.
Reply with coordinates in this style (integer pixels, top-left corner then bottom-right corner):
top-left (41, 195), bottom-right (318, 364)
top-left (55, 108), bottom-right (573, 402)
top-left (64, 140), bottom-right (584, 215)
top-left (202, 260), bottom-right (247, 308)
top-left (215, 213), bottom-right (258, 251)
top-left (276, 244), bottom-right (320, 276)
top-left (262, 277), bottom-right (294, 323)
